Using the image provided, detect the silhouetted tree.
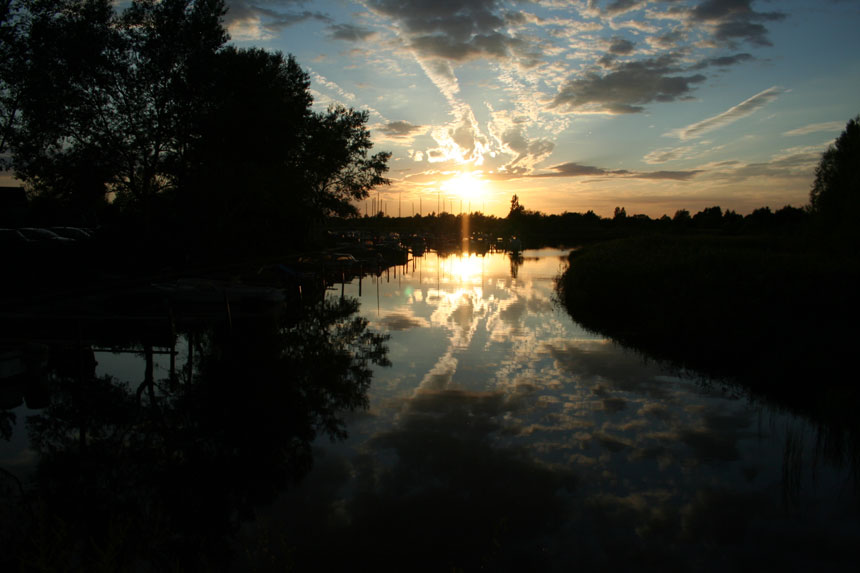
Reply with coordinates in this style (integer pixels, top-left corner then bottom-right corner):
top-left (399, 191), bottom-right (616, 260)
top-left (6, 0), bottom-right (119, 209)
top-left (0, 0), bottom-right (23, 167)
top-left (112, 0), bottom-right (228, 204)
top-left (692, 205), bottom-right (722, 228)
top-left (4, 0), bottom-right (389, 253)
top-left (300, 105), bottom-right (391, 218)
top-left (179, 46), bottom-right (314, 251)
top-left (177, 47), bottom-right (389, 253)
top-left (4, 0), bottom-right (231, 222)
top-left (722, 209), bottom-right (743, 230)
top-left (508, 194), bottom-right (524, 218)
top-left (774, 205), bottom-right (807, 228)
top-left (672, 209), bottom-right (691, 231)
top-left (809, 115), bottom-right (860, 249)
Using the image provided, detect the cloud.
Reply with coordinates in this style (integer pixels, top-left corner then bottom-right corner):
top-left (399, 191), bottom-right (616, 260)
top-left (425, 111), bottom-right (491, 164)
top-left (327, 23), bottom-right (377, 42)
top-left (678, 410), bottom-right (754, 462)
top-left (643, 147), bottom-right (688, 164)
top-left (549, 55), bottom-right (707, 114)
top-left (668, 86), bottom-right (784, 140)
top-left (309, 70), bottom-right (356, 102)
top-left (366, 0), bottom-right (528, 63)
top-left (327, 388), bottom-right (578, 570)
top-left (498, 128), bottom-right (556, 173)
top-left (687, 0), bottom-right (786, 47)
top-left (409, 31), bottom-right (525, 62)
top-left (691, 52), bottom-right (754, 70)
top-left (586, 0), bottom-right (647, 17)
top-left (709, 149), bottom-right (821, 183)
top-left (224, 1), bottom-right (331, 40)
top-left (379, 312), bottom-right (430, 331)
top-left (378, 120), bottom-right (425, 139)
top-left (783, 121), bottom-right (846, 137)
top-left (608, 36), bottom-right (636, 55)
top-left (533, 162), bottom-right (701, 181)
top-left (643, 140), bottom-right (729, 165)
top-left (542, 162), bottom-right (626, 177)
top-left (636, 170), bottom-right (703, 180)
top-left (649, 27), bottom-right (687, 50)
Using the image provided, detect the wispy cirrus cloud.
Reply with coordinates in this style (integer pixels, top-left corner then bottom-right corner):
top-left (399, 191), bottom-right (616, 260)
top-left (668, 86), bottom-right (785, 140)
top-left (642, 141), bottom-right (727, 165)
top-left (706, 150), bottom-right (820, 183)
top-left (782, 121), bottom-right (846, 136)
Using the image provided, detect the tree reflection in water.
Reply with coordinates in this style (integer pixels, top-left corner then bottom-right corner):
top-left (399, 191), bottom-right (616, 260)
top-left (2, 297), bottom-right (389, 571)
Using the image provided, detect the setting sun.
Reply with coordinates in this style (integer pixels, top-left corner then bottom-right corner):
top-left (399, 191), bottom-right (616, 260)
top-left (441, 171), bottom-right (487, 205)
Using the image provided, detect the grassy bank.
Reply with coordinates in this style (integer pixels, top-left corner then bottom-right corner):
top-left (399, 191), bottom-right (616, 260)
top-left (558, 235), bottom-right (858, 398)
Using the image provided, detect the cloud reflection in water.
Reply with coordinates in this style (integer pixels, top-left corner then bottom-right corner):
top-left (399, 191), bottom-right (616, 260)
top-left (272, 249), bottom-right (860, 571)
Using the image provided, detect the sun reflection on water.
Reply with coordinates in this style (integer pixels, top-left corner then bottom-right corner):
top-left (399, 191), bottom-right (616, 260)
top-left (317, 249), bottom-right (860, 571)
top-left (439, 253), bottom-right (486, 285)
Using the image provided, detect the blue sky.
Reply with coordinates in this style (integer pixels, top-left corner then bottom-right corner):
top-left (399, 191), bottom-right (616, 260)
top-left (10, 0), bottom-right (858, 217)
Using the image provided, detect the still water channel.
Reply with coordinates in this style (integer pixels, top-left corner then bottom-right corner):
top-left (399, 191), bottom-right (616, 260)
top-left (1, 248), bottom-right (858, 571)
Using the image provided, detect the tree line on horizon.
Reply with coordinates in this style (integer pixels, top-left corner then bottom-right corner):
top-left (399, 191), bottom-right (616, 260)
top-left (0, 0), bottom-right (390, 261)
top-left (334, 196), bottom-right (815, 248)
top-left (343, 115), bottom-right (859, 253)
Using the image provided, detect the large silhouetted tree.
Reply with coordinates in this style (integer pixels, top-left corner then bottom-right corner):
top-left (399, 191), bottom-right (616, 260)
top-left (4, 0), bottom-right (117, 207)
top-left (178, 46), bottom-right (314, 251)
top-left (9, 0), bottom-right (227, 216)
top-left (178, 47), bottom-right (389, 252)
top-left (3, 0), bottom-right (389, 252)
top-left (809, 115), bottom-right (860, 249)
top-left (0, 0), bottom-right (23, 167)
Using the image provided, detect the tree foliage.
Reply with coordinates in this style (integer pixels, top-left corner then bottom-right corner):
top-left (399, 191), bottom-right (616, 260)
top-left (0, 0), bottom-right (24, 165)
top-left (508, 194), bottom-right (524, 218)
top-left (809, 115), bottom-right (860, 248)
top-left (1, 0), bottom-right (389, 251)
top-left (300, 105), bottom-right (391, 218)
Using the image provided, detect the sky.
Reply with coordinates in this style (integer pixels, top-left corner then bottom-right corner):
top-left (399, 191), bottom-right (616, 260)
top-left (218, 0), bottom-right (859, 217)
top-left (5, 1), bottom-right (858, 218)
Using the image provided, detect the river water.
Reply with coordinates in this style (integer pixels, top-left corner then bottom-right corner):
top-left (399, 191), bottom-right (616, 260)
top-left (1, 248), bottom-right (858, 571)
top-left (262, 248), bottom-right (859, 571)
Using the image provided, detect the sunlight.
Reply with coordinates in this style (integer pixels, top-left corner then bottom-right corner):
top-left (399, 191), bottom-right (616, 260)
top-left (444, 253), bottom-right (486, 285)
top-left (441, 171), bottom-right (488, 206)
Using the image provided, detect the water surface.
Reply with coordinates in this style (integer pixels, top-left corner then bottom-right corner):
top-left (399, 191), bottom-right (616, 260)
top-left (1, 249), bottom-right (858, 571)
top-left (257, 248), bottom-right (859, 571)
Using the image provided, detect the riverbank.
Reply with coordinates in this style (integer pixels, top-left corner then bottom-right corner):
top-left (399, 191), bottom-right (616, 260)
top-left (557, 234), bottom-right (859, 411)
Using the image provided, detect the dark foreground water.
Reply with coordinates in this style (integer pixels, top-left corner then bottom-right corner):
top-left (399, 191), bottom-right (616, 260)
top-left (2, 249), bottom-right (858, 571)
